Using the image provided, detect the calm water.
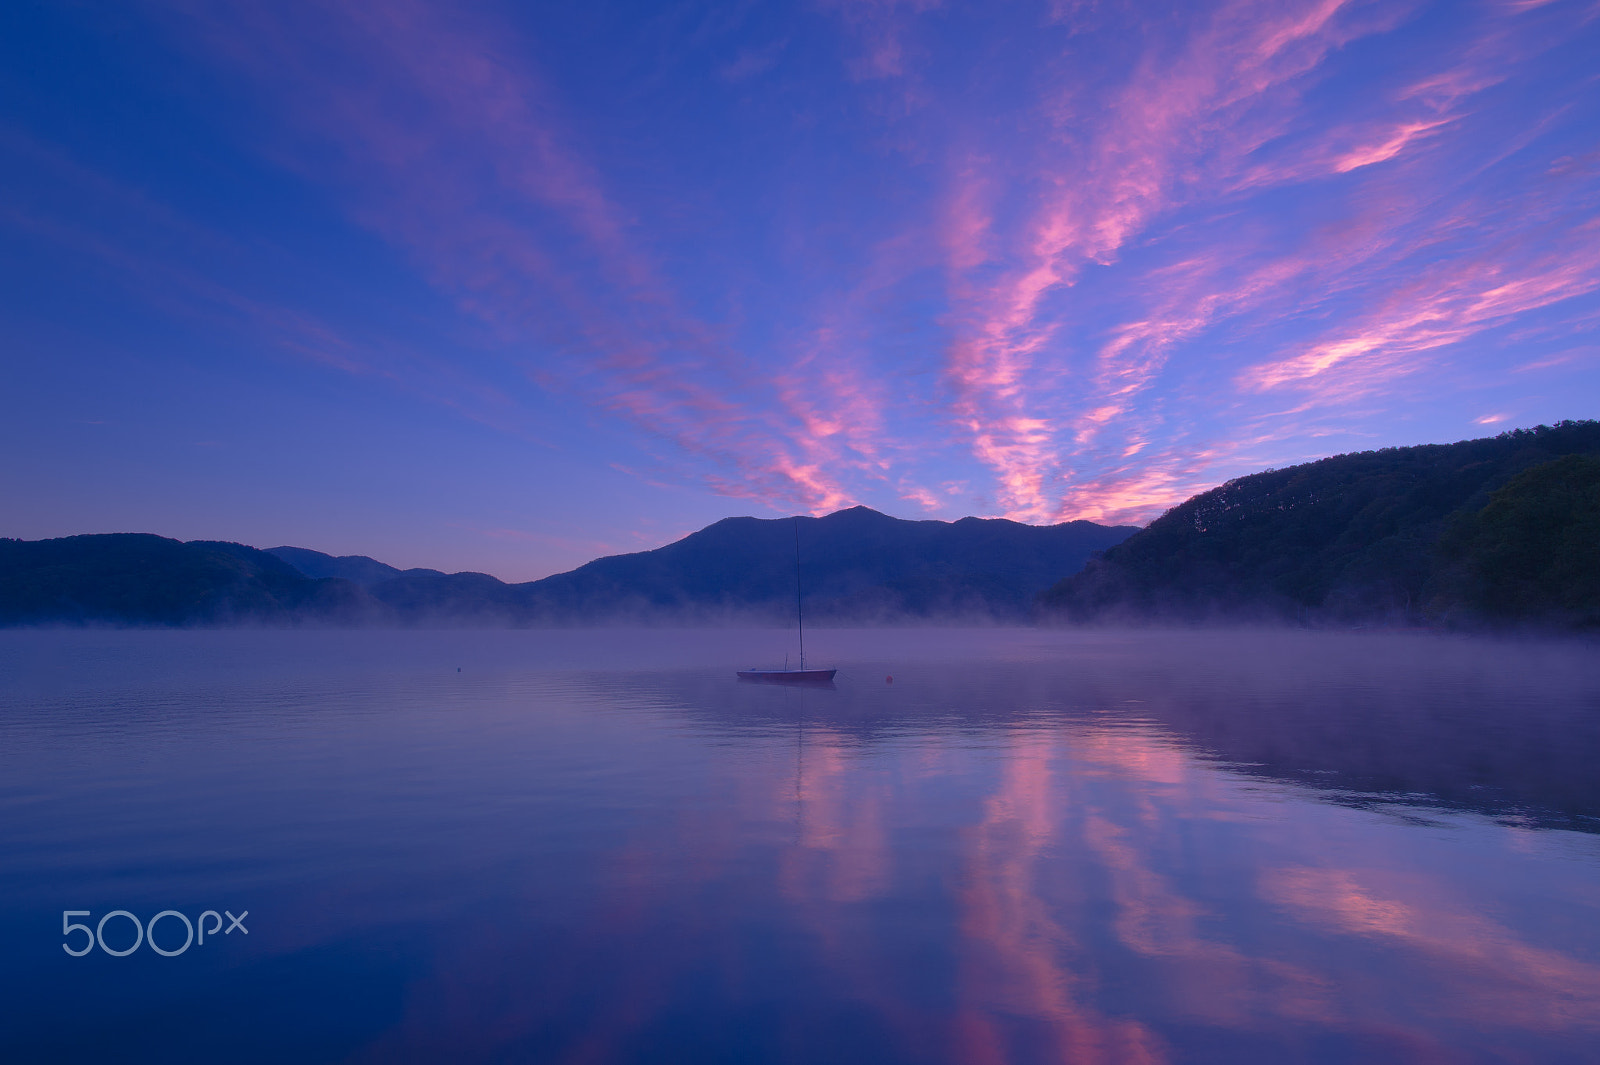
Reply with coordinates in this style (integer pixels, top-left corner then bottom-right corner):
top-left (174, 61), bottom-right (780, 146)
top-left (2, 628), bottom-right (1599, 1064)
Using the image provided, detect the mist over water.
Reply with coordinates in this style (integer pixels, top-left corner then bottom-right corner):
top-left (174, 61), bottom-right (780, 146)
top-left (3, 628), bottom-right (1598, 1063)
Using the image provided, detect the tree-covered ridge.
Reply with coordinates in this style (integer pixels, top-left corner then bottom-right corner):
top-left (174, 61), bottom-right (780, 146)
top-left (1440, 453), bottom-right (1600, 626)
top-left (1038, 421), bottom-right (1600, 627)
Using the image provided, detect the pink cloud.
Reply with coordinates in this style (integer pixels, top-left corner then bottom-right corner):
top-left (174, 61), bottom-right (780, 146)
top-left (817, 0), bottom-right (943, 81)
top-left (1332, 117), bottom-right (1456, 172)
top-left (938, 0), bottom-right (1404, 520)
top-left (154, 0), bottom-right (874, 514)
top-left (109, 0), bottom-right (1600, 529)
top-left (1242, 222), bottom-right (1600, 395)
top-left (899, 483), bottom-right (943, 510)
top-left (1052, 453), bottom-right (1225, 526)
top-left (929, 0), bottom-right (1598, 525)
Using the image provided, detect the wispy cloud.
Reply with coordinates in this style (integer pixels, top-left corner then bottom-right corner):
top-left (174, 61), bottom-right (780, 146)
top-left (158, 0), bottom-right (871, 513)
top-left (1242, 219), bottom-right (1600, 395)
top-left (931, 0), bottom-right (1599, 522)
top-left (937, 0), bottom-right (1400, 519)
top-left (818, 0), bottom-right (943, 82)
top-left (0, 126), bottom-right (541, 438)
top-left (45, 0), bottom-right (1599, 530)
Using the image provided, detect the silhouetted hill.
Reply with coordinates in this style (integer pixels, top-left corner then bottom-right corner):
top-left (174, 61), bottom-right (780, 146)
top-left (266, 546), bottom-right (401, 588)
top-left (511, 506), bottom-right (1137, 623)
top-left (371, 568), bottom-right (528, 623)
top-left (1038, 421), bottom-right (1600, 628)
top-left (0, 534), bottom-right (377, 626)
top-left (3, 508), bottom-right (1135, 627)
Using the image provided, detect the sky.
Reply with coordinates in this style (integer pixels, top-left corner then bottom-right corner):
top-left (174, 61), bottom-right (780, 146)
top-left (2, 0), bottom-right (1598, 581)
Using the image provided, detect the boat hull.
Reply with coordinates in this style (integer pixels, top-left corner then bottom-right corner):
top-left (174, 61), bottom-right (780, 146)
top-left (736, 669), bottom-right (837, 685)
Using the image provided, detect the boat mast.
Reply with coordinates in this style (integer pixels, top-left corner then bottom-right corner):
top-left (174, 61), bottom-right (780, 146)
top-left (794, 515), bottom-right (805, 672)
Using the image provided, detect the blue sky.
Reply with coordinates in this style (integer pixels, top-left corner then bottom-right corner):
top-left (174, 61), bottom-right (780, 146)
top-left (3, 0), bottom-right (1598, 579)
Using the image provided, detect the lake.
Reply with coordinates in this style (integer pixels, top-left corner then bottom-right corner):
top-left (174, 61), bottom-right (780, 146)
top-left (2, 627), bottom-right (1599, 1064)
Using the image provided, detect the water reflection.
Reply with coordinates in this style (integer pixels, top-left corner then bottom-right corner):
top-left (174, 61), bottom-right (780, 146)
top-left (634, 629), bottom-right (1600, 828)
top-left (2, 629), bottom-right (1598, 1063)
top-left (563, 633), bottom-right (1600, 1061)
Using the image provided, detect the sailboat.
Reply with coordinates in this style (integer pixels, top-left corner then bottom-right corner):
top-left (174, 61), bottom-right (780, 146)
top-left (737, 517), bottom-right (837, 685)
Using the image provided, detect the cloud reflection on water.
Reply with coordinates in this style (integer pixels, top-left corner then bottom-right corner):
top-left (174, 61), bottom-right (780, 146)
top-left (620, 632), bottom-right (1600, 1061)
top-left (5, 629), bottom-right (1597, 1063)
top-left (761, 711), bottom-right (1600, 1062)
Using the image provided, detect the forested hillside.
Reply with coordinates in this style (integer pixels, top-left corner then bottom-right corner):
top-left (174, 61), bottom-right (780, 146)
top-left (1038, 421), bottom-right (1600, 628)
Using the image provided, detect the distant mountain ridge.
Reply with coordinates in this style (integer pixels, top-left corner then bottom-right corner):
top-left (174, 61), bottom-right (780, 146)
top-left (265, 546), bottom-right (401, 588)
top-left (1038, 421), bottom-right (1600, 628)
top-left (1, 507), bottom-right (1137, 627)
top-left (514, 506), bottom-right (1136, 623)
top-left (0, 534), bottom-right (372, 627)
top-left (291, 506), bottom-right (1137, 624)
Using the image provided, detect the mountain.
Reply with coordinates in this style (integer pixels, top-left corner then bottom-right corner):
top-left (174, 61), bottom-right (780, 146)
top-left (264, 546), bottom-right (522, 621)
top-left (0, 534), bottom-right (376, 627)
top-left (511, 506), bottom-right (1138, 623)
top-left (0, 508), bottom-right (1136, 627)
top-left (265, 546), bottom-right (401, 588)
top-left (1037, 421), bottom-right (1600, 628)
